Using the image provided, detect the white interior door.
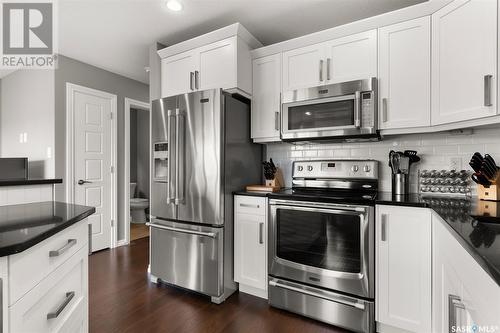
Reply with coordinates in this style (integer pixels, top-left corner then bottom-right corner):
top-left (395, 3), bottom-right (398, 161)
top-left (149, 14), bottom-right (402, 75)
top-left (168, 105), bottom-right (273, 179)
top-left (69, 84), bottom-right (116, 252)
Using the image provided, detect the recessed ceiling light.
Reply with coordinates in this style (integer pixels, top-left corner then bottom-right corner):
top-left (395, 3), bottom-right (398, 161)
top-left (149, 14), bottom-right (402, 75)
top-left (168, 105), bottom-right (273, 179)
top-left (166, 0), bottom-right (183, 11)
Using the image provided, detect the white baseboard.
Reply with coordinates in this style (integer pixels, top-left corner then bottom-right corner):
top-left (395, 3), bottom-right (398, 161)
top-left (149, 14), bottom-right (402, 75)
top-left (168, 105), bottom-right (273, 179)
top-left (239, 284), bottom-right (268, 299)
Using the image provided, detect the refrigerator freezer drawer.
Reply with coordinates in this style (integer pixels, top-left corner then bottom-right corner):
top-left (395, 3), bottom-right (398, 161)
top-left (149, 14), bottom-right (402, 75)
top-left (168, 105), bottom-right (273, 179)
top-left (149, 219), bottom-right (224, 297)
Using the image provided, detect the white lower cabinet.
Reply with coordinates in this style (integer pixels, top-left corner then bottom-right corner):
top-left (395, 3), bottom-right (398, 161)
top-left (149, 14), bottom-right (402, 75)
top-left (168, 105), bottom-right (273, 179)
top-left (0, 219), bottom-right (89, 333)
top-left (432, 213), bottom-right (500, 333)
top-left (376, 205), bottom-right (432, 333)
top-left (10, 246), bottom-right (88, 333)
top-left (234, 195), bottom-right (267, 299)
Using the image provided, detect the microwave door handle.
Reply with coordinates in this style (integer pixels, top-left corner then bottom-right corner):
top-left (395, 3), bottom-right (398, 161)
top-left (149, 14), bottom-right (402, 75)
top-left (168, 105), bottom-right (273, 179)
top-left (166, 109), bottom-right (175, 204)
top-left (354, 91), bottom-right (361, 128)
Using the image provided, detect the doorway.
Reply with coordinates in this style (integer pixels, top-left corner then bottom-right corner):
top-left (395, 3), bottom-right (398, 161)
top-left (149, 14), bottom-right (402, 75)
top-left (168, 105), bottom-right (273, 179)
top-left (66, 83), bottom-right (118, 252)
top-left (124, 98), bottom-right (151, 244)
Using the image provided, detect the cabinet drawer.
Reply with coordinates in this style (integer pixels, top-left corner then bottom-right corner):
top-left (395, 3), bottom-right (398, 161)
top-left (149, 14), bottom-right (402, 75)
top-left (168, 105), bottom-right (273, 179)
top-left (9, 221), bottom-right (88, 304)
top-left (235, 196), bottom-right (266, 216)
top-left (10, 246), bottom-right (88, 333)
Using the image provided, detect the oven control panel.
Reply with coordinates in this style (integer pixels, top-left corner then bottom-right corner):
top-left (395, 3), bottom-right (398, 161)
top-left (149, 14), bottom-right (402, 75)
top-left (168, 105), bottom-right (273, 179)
top-left (293, 160), bottom-right (378, 179)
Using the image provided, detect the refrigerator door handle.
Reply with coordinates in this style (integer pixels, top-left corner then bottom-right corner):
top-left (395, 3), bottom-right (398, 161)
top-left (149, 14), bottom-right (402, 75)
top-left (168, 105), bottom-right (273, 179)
top-left (166, 109), bottom-right (175, 203)
top-left (175, 108), bottom-right (185, 205)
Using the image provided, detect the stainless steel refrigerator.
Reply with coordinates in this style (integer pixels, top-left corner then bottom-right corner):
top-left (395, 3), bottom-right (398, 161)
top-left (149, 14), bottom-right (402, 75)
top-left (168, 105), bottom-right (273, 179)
top-left (149, 89), bottom-right (262, 303)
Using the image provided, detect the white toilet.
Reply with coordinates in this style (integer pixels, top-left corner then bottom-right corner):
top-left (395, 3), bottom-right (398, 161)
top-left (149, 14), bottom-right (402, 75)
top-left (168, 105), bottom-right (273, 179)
top-left (130, 183), bottom-right (149, 223)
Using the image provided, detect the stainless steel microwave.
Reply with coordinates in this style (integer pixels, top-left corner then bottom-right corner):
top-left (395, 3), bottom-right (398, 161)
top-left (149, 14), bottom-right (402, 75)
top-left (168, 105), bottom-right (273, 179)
top-left (281, 78), bottom-right (378, 141)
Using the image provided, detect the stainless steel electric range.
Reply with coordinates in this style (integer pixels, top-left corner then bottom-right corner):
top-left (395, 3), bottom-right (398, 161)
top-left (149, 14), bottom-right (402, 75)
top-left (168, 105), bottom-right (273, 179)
top-left (267, 159), bottom-right (378, 333)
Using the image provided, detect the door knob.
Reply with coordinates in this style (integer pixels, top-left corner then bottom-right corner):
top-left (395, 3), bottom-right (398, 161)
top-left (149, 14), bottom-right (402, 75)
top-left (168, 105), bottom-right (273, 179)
top-left (78, 180), bottom-right (92, 185)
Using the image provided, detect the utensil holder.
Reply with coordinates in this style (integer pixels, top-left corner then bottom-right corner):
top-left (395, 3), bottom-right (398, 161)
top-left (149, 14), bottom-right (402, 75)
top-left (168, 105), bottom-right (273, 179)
top-left (392, 173), bottom-right (409, 196)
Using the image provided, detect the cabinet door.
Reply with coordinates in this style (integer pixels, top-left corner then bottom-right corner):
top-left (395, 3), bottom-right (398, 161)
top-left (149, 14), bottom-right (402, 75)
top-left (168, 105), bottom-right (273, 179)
top-left (197, 37), bottom-right (237, 91)
top-left (433, 214), bottom-right (500, 332)
top-left (324, 30), bottom-right (377, 84)
top-left (282, 43), bottom-right (325, 92)
top-left (431, 0), bottom-right (497, 125)
top-left (234, 212), bottom-right (266, 290)
top-left (376, 205), bottom-right (431, 333)
top-left (251, 54), bottom-right (281, 142)
top-left (161, 50), bottom-right (196, 97)
top-left (378, 17), bottom-right (431, 130)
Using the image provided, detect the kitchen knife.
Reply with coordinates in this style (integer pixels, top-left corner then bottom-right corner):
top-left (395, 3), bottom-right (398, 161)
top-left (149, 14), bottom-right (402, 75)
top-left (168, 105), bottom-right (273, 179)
top-left (484, 154), bottom-right (498, 181)
top-left (472, 172), bottom-right (491, 187)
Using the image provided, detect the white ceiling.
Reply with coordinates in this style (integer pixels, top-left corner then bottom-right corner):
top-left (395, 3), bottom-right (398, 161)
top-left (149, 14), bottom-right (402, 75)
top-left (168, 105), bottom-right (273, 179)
top-left (56, 0), bottom-right (425, 84)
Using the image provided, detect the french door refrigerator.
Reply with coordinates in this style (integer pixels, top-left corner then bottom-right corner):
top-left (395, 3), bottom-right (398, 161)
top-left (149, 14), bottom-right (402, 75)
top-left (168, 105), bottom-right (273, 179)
top-left (149, 89), bottom-right (262, 303)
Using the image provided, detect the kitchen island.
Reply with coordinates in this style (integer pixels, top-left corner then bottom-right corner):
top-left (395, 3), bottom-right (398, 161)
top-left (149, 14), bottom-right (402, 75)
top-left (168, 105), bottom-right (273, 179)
top-left (0, 177), bottom-right (95, 333)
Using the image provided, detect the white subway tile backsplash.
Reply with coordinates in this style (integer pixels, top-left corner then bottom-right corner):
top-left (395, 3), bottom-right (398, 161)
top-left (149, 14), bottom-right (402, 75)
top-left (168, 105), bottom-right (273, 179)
top-left (265, 126), bottom-right (500, 192)
top-left (433, 145), bottom-right (459, 155)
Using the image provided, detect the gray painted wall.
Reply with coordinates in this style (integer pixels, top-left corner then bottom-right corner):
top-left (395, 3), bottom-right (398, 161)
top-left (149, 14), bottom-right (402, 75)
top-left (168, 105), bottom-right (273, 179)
top-left (135, 109), bottom-right (150, 199)
top-left (54, 55), bottom-right (149, 242)
top-left (130, 109), bottom-right (138, 184)
top-left (129, 108), bottom-right (150, 199)
top-left (0, 70), bottom-right (55, 178)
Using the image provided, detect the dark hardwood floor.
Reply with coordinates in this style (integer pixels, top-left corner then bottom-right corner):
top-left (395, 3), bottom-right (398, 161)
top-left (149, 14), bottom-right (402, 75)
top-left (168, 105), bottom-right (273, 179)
top-left (89, 237), bottom-right (349, 333)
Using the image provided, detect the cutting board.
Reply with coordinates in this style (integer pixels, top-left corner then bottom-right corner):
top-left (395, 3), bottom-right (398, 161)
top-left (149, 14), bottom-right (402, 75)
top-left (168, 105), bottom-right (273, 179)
top-left (245, 185), bottom-right (281, 193)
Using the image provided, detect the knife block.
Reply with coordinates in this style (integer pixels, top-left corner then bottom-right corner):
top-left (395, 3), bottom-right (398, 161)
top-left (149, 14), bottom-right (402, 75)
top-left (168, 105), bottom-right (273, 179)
top-left (246, 168), bottom-right (284, 192)
top-left (478, 173), bottom-right (500, 201)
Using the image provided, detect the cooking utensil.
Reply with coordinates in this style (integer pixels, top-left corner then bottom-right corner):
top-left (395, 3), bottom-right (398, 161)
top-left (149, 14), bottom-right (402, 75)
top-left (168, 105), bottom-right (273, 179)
top-left (403, 150), bottom-right (421, 164)
top-left (388, 150), bottom-right (396, 171)
top-left (399, 156), bottom-right (410, 174)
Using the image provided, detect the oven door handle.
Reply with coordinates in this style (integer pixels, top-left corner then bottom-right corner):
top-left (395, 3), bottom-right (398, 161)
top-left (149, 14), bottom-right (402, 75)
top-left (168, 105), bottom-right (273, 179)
top-left (270, 201), bottom-right (368, 214)
top-left (269, 279), bottom-right (365, 310)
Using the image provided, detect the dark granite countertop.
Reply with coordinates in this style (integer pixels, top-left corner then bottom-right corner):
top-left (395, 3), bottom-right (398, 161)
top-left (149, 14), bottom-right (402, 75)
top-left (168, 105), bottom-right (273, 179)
top-left (0, 201), bottom-right (95, 256)
top-left (0, 178), bottom-right (62, 186)
top-left (377, 192), bottom-right (500, 286)
top-left (233, 191), bottom-right (270, 198)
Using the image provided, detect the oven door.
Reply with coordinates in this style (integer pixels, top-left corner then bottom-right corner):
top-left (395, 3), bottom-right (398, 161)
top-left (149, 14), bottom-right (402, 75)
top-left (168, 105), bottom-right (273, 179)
top-left (281, 92), bottom-right (363, 140)
top-left (269, 199), bottom-right (374, 298)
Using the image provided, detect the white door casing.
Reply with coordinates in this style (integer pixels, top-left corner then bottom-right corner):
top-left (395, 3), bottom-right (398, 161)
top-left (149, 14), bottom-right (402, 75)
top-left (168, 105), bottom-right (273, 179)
top-left (123, 98), bottom-right (150, 246)
top-left (66, 83), bottom-right (117, 252)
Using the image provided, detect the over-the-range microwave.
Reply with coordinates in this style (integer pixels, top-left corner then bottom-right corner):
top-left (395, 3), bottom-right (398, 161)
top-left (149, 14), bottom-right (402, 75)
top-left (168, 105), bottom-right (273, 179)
top-left (281, 78), bottom-right (379, 142)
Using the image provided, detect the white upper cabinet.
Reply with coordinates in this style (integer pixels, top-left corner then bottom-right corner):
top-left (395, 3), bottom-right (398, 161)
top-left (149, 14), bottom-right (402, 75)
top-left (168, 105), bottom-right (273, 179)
top-left (323, 29), bottom-right (377, 84)
top-left (159, 24), bottom-right (262, 98)
top-left (431, 0), bottom-right (497, 125)
top-left (378, 17), bottom-right (431, 130)
top-left (282, 43), bottom-right (325, 92)
top-left (197, 38), bottom-right (237, 91)
top-left (161, 50), bottom-right (197, 97)
top-left (162, 37), bottom-right (252, 97)
top-left (282, 30), bottom-right (377, 94)
top-left (251, 54), bottom-right (281, 143)
top-left (376, 205), bottom-right (432, 333)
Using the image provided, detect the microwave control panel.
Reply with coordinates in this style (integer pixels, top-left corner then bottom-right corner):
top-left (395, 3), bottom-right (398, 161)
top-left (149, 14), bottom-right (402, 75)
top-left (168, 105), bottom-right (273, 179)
top-left (361, 91), bottom-right (375, 128)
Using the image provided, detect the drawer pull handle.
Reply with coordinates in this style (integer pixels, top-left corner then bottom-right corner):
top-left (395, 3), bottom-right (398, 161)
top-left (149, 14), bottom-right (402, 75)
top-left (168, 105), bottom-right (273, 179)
top-left (47, 291), bottom-right (75, 320)
top-left (381, 214), bottom-right (387, 242)
top-left (239, 203), bottom-right (260, 208)
top-left (259, 222), bottom-right (264, 244)
top-left (49, 239), bottom-right (77, 257)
